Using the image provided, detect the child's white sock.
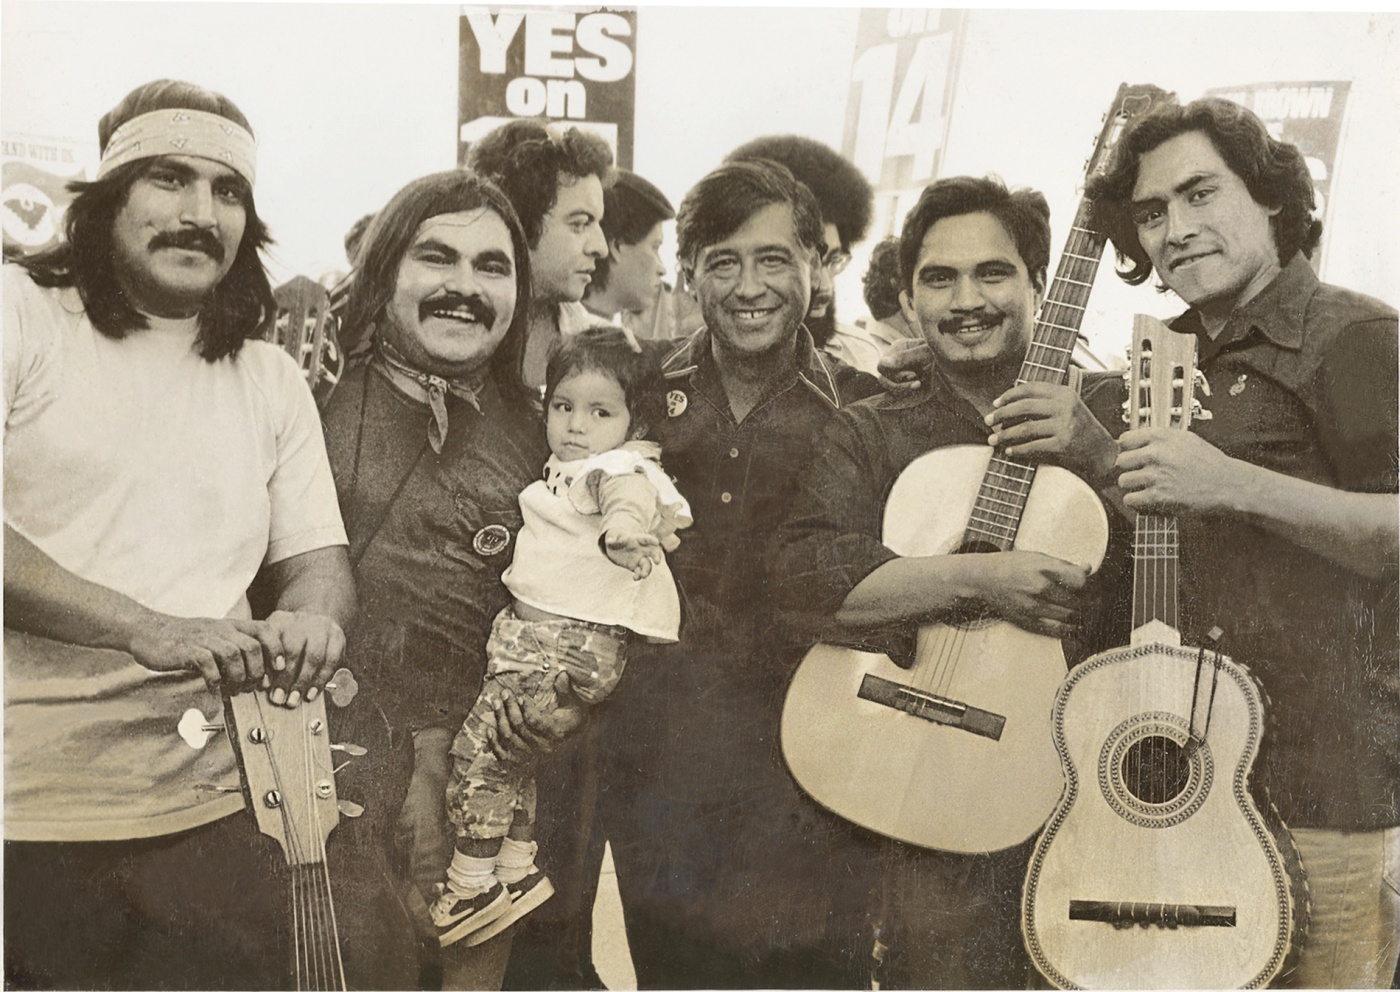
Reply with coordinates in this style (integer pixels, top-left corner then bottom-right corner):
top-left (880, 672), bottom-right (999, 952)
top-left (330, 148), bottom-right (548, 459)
top-left (495, 838), bottom-right (538, 885)
top-left (445, 851), bottom-right (498, 897)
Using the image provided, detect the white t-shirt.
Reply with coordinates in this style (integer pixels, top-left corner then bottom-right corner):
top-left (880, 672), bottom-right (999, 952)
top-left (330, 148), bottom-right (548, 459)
top-left (3, 265), bottom-right (347, 841)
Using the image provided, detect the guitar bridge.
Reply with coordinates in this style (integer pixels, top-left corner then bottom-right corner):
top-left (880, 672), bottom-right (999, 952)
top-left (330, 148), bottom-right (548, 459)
top-left (1069, 899), bottom-right (1236, 929)
top-left (857, 675), bottom-right (1005, 740)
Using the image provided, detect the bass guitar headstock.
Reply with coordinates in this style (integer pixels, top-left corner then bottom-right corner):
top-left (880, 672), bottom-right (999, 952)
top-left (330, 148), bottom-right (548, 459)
top-left (180, 668), bottom-right (364, 866)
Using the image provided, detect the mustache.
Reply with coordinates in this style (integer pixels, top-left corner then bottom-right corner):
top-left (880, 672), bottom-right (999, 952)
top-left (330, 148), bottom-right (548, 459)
top-left (937, 311), bottom-right (1000, 335)
top-left (148, 228), bottom-right (226, 263)
top-left (419, 292), bottom-right (497, 327)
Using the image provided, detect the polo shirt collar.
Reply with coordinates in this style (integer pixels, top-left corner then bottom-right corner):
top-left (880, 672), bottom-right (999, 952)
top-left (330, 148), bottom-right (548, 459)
top-left (659, 324), bottom-right (844, 411)
top-left (1176, 253), bottom-right (1315, 355)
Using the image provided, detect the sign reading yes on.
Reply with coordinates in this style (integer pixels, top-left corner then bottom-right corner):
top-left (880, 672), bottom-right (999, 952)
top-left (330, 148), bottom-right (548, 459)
top-left (458, 6), bottom-right (638, 169)
top-left (841, 9), bottom-right (968, 241)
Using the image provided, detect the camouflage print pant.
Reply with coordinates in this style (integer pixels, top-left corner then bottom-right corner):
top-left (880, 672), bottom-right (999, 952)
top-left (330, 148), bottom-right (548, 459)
top-left (447, 606), bottom-right (628, 841)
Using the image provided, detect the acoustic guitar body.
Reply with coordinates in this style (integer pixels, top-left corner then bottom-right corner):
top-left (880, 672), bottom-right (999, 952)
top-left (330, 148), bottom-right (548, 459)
top-left (1022, 642), bottom-right (1301, 989)
top-left (781, 445), bottom-right (1108, 853)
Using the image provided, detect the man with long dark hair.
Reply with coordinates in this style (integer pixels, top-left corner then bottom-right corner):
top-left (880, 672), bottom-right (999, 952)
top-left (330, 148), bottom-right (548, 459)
top-left (1087, 95), bottom-right (1398, 989)
top-left (3, 79), bottom-right (414, 988)
top-left (323, 169), bottom-right (583, 988)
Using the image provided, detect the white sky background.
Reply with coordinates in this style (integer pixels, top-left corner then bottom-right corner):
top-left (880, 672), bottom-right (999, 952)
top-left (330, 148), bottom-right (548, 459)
top-left (3, 2), bottom-right (1398, 363)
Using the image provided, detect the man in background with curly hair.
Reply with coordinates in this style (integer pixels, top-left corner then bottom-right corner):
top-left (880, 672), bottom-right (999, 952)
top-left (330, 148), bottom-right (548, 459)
top-left (727, 135), bottom-right (882, 375)
top-left (467, 120), bottom-right (618, 393)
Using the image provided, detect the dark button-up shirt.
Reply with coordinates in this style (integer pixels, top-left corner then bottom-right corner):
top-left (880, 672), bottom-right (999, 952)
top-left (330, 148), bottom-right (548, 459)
top-left (1170, 255), bottom-right (1399, 829)
top-left (624, 328), bottom-right (881, 797)
top-left (323, 363), bottom-right (546, 731)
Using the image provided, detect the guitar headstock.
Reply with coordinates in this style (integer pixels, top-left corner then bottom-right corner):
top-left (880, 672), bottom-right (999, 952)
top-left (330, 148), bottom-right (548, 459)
top-left (1085, 83), bottom-right (1176, 183)
top-left (224, 675), bottom-right (355, 866)
top-left (1126, 314), bottom-right (1203, 432)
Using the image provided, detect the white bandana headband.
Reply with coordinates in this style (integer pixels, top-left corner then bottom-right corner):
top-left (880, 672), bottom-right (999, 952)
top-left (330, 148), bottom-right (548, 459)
top-left (96, 108), bottom-right (257, 186)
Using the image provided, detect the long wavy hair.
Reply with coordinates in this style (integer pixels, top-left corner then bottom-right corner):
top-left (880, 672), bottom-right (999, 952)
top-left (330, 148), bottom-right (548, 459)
top-left (17, 80), bottom-right (275, 362)
top-left (1087, 97), bottom-right (1322, 287)
top-left (340, 170), bottom-right (535, 409)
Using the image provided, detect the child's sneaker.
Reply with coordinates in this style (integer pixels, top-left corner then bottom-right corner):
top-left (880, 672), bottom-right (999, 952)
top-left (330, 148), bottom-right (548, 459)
top-left (430, 881), bottom-right (510, 948)
top-left (463, 868), bottom-right (556, 947)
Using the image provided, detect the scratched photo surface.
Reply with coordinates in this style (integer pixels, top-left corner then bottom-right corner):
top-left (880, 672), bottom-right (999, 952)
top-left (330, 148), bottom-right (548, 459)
top-left (3, 3), bottom-right (1397, 989)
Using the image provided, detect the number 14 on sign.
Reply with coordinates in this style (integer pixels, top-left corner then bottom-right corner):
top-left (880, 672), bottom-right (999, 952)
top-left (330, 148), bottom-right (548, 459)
top-left (850, 33), bottom-right (954, 183)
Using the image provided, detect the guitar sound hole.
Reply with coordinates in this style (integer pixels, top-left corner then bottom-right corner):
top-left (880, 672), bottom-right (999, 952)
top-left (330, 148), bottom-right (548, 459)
top-left (955, 540), bottom-right (1005, 556)
top-left (1120, 736), bottom-right (1192, 804)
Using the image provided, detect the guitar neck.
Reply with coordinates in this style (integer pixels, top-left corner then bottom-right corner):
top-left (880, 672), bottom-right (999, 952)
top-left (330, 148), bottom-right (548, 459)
top-left (1015, 199), bottom-right (1104, 388)
top-left (1131, 511), bottom-right (1181, 639)
top-left (962, 200), bottom-right (1107, 553)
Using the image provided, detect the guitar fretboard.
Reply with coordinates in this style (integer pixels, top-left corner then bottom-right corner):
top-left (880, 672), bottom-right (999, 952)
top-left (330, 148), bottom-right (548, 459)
top-left (1132, 512), bottom-right (1180, 629)
top-left (962, 200), bottom-right (1106, 552)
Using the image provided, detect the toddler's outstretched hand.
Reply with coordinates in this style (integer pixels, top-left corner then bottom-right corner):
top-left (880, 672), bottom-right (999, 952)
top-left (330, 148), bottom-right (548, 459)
top-left (604, 529), bottom-right (663, 579)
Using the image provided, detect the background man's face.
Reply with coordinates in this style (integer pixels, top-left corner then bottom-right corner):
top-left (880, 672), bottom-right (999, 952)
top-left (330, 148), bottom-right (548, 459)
top-left (689, 200), bottom-right (814, 360)
top-left (1131, 130), bottom-right (1282, 317)
top-left (111, 155), bottom-right (247, 318)
top-left (900, 210), bottom-right (1043, 378)
top-left (384, 207), bottom-right (518, 376)
top-left (806, 221), bottom-right (842, 344)
top-left (530, 174), bottom-right (607, 304)
top-left (606, 220), bottom-right (667, 313)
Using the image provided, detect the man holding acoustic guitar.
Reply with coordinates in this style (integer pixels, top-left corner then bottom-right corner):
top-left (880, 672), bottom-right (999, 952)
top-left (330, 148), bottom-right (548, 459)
top-left (3, 80), bottom-right (416, 988)
top-left (1087, 96), bottom-right (1399, 989)
top-left (771, 173), bottom-right (1134, 988)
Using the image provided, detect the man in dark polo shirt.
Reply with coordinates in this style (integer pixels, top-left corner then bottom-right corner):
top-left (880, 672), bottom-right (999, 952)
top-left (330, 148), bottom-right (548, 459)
top-left (770, 175), bottom-right (1131, 989)
top-left (1086, 95), bottom-right (1399, 988)
top-left (592, 159), bottom-right (884, 988)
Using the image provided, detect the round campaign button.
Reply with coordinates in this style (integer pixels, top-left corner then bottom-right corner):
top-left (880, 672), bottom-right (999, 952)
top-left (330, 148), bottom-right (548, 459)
top-left (472, 524), bottom-right (511, 556)
top-left (666, 389), bottom-right (688, 418)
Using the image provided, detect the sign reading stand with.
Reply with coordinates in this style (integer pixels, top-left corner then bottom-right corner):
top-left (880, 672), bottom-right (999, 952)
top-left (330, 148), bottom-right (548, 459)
top-left (458, 6), bottom-right (638, 169)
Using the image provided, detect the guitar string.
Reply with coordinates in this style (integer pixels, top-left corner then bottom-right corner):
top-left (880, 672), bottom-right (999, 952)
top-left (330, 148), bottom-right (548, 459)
top-left (251, 692), bottom-right (345, 991)
top-left (906, 225), bottom-right (1097, 706)
top-left (307, 721), bottom-right (348, 989)
top-left (299, 706), bottom-right (344, 991)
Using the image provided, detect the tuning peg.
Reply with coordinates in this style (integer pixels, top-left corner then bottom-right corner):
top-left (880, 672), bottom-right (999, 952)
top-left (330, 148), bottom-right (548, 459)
top-left (179, 708), bottom-right (223, 749)
top-left (332, 742), bottom-right (368, 757)
top-left (1193, 369), bottom-right (1211, 396)
top-left (325, 668), bottom-right (359, 708)
top-left (194, 782), bottom-right (241, 795)
top-left (337, 799), bottom-right (365, 818)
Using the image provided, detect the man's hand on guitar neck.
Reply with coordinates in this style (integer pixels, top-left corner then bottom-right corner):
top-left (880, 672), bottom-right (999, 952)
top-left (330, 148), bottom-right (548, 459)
top-left (4, 527), bottom-right (350, 706)
top-left (985, 382), bottom-right (1118, 489)
top-left (129, 610), bottom-right (345, 705)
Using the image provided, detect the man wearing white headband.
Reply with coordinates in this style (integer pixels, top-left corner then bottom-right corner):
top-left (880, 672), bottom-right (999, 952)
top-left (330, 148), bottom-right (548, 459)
top-left (3, 79), bottom-right (414, 988)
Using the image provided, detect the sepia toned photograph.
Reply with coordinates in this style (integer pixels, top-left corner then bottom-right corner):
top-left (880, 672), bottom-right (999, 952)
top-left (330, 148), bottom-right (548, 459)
top-left (3, 3), bottom-right (1397, 989)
